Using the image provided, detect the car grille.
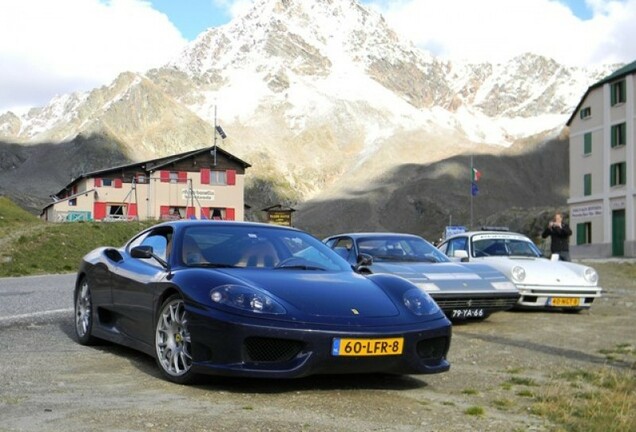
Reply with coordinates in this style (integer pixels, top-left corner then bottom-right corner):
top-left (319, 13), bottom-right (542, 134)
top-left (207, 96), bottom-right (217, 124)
top-left (416, 337), bottom-right (449, 361)
top-left (434, 297), bottom-right (518, 310)
top-left (243, 337), bottom-right (304, 362)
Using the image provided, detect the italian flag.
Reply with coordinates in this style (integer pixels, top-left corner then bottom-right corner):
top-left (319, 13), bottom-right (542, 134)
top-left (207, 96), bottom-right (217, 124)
top-left (472, 168), bottom-right (482, 182)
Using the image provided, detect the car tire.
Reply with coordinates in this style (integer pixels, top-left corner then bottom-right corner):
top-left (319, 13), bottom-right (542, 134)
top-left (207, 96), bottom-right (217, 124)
top-left (74, 278), bottom-right (98, 345)
top-left (154, 294), bottom-right (196, 385)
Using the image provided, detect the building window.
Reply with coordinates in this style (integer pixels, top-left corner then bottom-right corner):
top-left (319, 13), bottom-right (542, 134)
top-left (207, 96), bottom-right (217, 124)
top-left (102, 178), bottom-right (113, 187)
top-left (579, 107), bottom-right (591, 119)
top-left (610, 80), bottom-right (626, 106)
top-left (576, 222), bottom-right (592, 245)
top-left (210, 171), bottom-right (227, 185)
top-left (611, 123), bottom-right (626, 148)
top-left (69, 198), bottom-right (77, 206)
top-left (135, 174), bottom-right (147, 184)
top-left (584, 133), bottom-right (592, 155)
top-left (610, 162), bottom-right (627, 187)
top-left (584, 173), bottom-right (592, 196)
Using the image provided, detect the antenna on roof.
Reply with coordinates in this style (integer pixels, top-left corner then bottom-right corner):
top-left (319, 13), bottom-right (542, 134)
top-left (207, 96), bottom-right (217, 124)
top-left (213, 105), bottom-right (227, 166)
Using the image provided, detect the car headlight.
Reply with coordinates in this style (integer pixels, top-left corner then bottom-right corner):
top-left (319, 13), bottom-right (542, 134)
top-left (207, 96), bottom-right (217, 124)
top-left (510, 266), bottom-right (526, 282)
top-left (584, 267), bottom-right (599, 284)
top-left (210, 285), bottom-right (286, 315)
top-left (403, 288), bottom-right (441, 316)
top-left (491, 281), bottom-right (516, 290)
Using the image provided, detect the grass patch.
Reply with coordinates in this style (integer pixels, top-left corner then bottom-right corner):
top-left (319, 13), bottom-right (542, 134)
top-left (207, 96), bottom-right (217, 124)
top-left (507, 376), bottom-right (538, 387)
top-left (0, 220), bottom-right (157, 276)
top-left (492, 398), bottom-right (515, 410)
top-left (461, 388), bottom-right (479, 395)
top-left (464, 406), bottom-right (485, 416)
top-left (532, 367), bottom-right (635, 432)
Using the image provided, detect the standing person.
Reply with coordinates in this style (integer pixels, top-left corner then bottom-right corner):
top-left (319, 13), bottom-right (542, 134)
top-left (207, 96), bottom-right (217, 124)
top-left (542, 212), bottom-right (572, 261)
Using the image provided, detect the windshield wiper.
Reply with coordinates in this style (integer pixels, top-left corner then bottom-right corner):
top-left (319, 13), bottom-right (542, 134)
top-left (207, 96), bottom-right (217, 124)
top-left (274, 264), bottom-right (326, 271)
top-left (190, 262), bottom-right (238, 268)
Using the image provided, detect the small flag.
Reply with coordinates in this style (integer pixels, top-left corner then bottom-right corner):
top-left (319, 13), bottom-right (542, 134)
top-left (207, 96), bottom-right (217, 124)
top-left (471, 182), bottom-right (479, 197)
top-left (472, 168), bottom-right (482, 182)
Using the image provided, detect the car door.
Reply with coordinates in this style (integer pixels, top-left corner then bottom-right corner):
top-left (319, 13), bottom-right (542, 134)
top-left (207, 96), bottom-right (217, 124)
top-left (109, 227), bottom-right (173, 345)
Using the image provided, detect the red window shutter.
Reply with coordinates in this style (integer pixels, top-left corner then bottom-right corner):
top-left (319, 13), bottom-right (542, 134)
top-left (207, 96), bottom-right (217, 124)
top-left (200, 168), bottom-right (210, 184)
top-left (186, 206), bottom-right (196, 219)
top-left (72, 185), bottom-right (78, 194)
top-left (225, 208), bottom-right (235, 221)
top-left (93, 202), bottom-right (106, 220)
top-left (128, 203), bottom-right (137, 217)
top-left (178, 171), bottom-right (188, 183)
top-left (114, 179), bottom-right (123, 188)
top-left (226, 170), bottom-right (236, 185)
top-left (94, 178), bottom-right (102, 187)
top-left (160, 171), bottom-right (170, 183)
top-left (200, 208), bottom-right (210, 219)
top-left (160, 206), bottom-right (170, 217)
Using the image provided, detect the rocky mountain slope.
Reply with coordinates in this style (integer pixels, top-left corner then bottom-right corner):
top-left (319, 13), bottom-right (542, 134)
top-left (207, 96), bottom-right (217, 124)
top-left (0, 0), bottom-right (619, 230)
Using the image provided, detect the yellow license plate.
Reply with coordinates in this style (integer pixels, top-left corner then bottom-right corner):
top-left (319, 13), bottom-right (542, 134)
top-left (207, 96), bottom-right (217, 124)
top-left (331, 337), bottom-right (404, 356)
top-left (550, 297), bottom-right (580, 307)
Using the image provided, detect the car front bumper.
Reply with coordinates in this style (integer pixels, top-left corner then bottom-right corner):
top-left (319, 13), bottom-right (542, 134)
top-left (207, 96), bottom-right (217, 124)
top-left (515, 284), bottom-right (602, 309)
top-left (185, 306), bottom-right (452, 378)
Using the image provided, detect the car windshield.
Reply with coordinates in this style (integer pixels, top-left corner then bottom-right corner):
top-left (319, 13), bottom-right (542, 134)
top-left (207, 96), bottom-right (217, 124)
top-left (472, 237), bottom-right (542, 258)
top-left (180, 225), bottom-right (351, 271)
top-left (357, 236), bottom-right (449, 263)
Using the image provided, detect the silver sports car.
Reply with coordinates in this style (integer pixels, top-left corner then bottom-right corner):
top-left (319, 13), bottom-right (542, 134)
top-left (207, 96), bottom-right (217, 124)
top-left (324, 233), bottom-right (519, 320)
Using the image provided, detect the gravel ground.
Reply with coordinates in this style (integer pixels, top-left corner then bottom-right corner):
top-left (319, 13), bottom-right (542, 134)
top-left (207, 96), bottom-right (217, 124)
top-left (0, 262), bottom-right (634, 432)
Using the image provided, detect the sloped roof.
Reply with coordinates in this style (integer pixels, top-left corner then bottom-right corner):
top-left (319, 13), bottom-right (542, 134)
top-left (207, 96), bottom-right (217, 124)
top-left (566, 59), bottom-right (636, 126)
top-left (52, 145), bottom-right (251, 197)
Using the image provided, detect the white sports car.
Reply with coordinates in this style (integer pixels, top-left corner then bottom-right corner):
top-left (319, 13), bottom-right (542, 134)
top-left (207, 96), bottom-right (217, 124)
top-left (437, 230), bottom-right (602, 311)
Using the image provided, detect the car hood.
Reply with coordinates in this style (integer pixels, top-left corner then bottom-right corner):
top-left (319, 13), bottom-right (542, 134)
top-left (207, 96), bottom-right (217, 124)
top-left (476, 257), bottom-right (597, 286)
top-left (229, 269), bottom-right (401, 318)
top-left (367, 261), bottom-right (514, 293)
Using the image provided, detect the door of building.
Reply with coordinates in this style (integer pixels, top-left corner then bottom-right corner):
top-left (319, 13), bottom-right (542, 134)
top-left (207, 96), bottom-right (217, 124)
top-left (612, 209), bottom-right (625, 256)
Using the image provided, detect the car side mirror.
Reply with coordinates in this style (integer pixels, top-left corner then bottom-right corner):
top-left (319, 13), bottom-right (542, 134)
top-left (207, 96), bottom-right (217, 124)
top-left (131, 245), bottom-right (168, 269)
top-left (452, 250), bottom-right (469, 261)
top-left (353, 253), bottom-right (373, 272)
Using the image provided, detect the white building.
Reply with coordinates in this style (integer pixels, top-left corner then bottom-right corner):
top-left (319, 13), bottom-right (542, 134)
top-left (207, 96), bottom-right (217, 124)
top-left (567, 60), bottom-right (636, 257)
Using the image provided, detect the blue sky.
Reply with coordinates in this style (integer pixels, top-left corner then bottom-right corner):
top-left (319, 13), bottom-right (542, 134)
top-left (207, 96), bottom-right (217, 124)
top-left (0, 0), bottom-right (634, 114)
top-left (149, 0), bottom-right (598, 41)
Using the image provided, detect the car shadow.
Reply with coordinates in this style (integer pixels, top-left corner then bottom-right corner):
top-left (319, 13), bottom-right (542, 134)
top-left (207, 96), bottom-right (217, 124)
top-left (58, 317), bottom-right (430, 392)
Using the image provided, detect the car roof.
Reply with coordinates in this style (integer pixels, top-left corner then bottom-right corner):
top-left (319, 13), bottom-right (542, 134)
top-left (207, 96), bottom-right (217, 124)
top-left (445, 231), bottom-right (532, 241)
top-left (153, 219), bottom-right (301, 232)
top-left (325, 232), bottom-right (424, 240)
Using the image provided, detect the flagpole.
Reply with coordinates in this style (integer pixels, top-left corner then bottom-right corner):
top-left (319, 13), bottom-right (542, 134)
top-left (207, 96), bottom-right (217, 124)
top-left (470, 155), bottom-right (474, 229)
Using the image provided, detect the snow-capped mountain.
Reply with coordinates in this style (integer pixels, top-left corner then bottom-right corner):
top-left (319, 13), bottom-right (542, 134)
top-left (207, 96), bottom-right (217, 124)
top-left (0, 0), bottom-right (618, 206)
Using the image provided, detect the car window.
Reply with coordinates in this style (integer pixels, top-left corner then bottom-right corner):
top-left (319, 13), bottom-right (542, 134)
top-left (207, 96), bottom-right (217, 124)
top-left (357, 236), bottom-right (449, 263)
top-left (472, 237), bottom-right (542, 258)
top-left (182, 225), bottom-right (351, 271)
top-left (445, 237), bottom-right (468, 256)
top-left (332, 237), bottom-right (355, 262)
top-left (128, 228), bottom-right (174, 263)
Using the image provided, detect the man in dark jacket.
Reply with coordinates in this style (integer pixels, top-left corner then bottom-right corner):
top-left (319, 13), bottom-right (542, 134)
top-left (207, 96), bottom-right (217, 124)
top-left (542, 212), bottom-right (572, 261)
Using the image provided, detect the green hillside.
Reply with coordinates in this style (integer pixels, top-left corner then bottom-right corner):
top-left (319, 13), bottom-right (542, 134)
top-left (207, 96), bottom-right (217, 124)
top-left (0, 196), bottom-right (156, 276)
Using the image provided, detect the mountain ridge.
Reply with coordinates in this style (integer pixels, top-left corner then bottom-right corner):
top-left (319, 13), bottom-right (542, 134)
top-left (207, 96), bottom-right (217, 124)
top-left (0, 0), bottom-right (621, 231)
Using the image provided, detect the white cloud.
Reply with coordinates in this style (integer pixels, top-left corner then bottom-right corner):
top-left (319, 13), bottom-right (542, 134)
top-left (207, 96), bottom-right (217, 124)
top-left (367, 0), bottom-right (636, 66)
top-left (0, 0), bottom-right (186, 113)
top-left (213, 0), bottom-right (253, 19)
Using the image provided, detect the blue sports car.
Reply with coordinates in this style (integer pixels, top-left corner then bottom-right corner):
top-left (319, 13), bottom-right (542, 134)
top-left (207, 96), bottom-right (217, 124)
top-left (74, 220), bottom-right (451, 384)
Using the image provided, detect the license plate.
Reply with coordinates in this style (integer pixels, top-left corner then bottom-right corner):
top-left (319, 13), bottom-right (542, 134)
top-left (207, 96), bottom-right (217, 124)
top-left (550, 297), bottom-right (580, 307)
top-left (331, 337), bottom-right (403, 356)
top-left (451, 308), bottom-right (485, 319)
